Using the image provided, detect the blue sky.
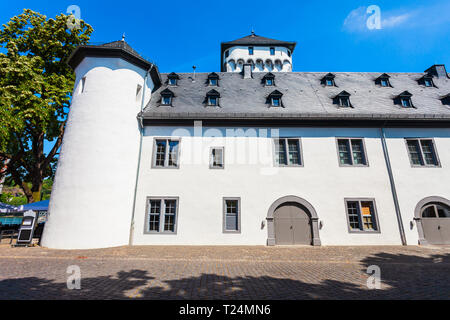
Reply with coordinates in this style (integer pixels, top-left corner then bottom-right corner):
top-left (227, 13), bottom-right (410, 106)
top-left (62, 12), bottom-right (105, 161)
top-left (1, 0), bottom-right (449, 155)
top-left (1, 0), bottom-right (449, 74)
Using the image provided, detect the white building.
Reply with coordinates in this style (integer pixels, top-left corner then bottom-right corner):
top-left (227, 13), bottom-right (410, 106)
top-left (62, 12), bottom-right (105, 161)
top-left (41, 34), bottom-right (450, 250)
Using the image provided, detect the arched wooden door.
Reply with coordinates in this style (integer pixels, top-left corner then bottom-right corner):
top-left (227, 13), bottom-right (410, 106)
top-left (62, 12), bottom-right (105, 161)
top-left (274, 202), bottom-right (312, 245)
top-left (421, 203), bottom-right (450, 245)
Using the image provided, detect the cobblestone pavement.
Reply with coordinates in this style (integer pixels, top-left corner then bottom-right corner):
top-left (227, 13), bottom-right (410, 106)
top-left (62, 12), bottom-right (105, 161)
top-left (0, 243), bottom-right (449, 300)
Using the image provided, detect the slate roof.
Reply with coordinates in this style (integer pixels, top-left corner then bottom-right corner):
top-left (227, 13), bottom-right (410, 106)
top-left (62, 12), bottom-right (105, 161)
top-left (141, 71), bottom-right (450, 122)
top-left (221, 33), bottom-right (297, 52)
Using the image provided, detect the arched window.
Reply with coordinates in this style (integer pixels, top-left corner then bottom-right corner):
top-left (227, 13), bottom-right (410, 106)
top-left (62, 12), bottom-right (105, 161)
top-left (227, 59), bottom-right (236, 72)
top-left (274, 60), bottom-right (282, 71)
top-left (422, 203), bottom-right (450, 218)
top-left (265, 59), bottom-right (273, 71)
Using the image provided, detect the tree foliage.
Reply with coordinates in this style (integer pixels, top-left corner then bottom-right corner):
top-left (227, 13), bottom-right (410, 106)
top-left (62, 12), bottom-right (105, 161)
top-left (0, 9), bottom-right (93, 203)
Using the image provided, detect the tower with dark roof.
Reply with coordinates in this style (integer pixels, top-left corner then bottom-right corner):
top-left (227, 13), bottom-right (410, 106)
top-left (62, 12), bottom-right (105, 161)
top-left (221, 32), bottom-right (296, 73)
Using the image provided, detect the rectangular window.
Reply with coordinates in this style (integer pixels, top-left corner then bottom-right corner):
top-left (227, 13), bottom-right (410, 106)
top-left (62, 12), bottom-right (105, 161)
top-left (209, 79), bottom-right (217, 86)
top-left (326, 79), bottom-right (334, 86)
top-left (153, 139), bottom-right (180, 168)
top-left (266, 79), bottom-right (273, 86)
top-left (270, 47), bottom-right (275, 55)
top-left (339, 97), bottom-right (350, 107)
top-left (208, 97), bottom-right (218, 106)
top-left (336, 138), bottom-right (368, 166)
top-left (271, 98), bottom-right (280, 107)
top-left (162, 96), bottom-right (172, 105)
top-left (406, 139), bottom-right (439, 167)
top-left (401, 98), bottom-right (411, 107)
top-left (223, 198), bottom-right (241, 233)
top-left (345, 199), bottom-right (379, 233)
top-left (381, 79), bottom-right (388, 87)
top-left (146, 198), bottom-right (179, 234)
top-left (274, 138), bottom-right (302, 167)
top-left (248, 47), bottom-right (254, 55)
top-left (210, 147), bottom-right (224, 169)
top-left (424, 79), bottom-right (432, 87)
top-left (168, 78), bottom-right (177, 86)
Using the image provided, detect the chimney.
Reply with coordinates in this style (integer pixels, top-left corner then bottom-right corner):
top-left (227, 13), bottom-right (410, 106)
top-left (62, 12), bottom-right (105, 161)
top-left (424, 64), bottom-right (448, 78)
top-left (243, 63), bottom-right (252, 79)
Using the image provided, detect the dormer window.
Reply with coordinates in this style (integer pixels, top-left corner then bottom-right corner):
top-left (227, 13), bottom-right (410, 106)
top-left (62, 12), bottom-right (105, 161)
top-left (160, 88), bottom-right (174, 106)
top-left (418, 74), bottom-right (436, 88)
top-left (394, 91), bottom-right (414, 108)
top-left (440, 94), bottom-right (450, 106)
top-left (207, 72), bottom-right (220, 86)
top-left (262, 73), bottom-right (275, 86)
top-left (321, 73), bottom-right (336, 87)
top-left (333, 91), bottom-right (352, 108)
top-left (248, 47), bottom-right (254, 55)
top-left (167, 72), bottom-right (180, 86)
top-left (205, 89), bottom-right (220, 107)
top-left (270, 47), bottom-right (275, 55)
top-left (375, 74), bottom-right (392, 87)
top-left (267, 90), bottom-right (283, 107)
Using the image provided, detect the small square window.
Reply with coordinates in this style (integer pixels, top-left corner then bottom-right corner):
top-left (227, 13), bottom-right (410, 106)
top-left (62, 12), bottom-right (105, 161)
top-left (270, 47), bottom-right (275, 55)
top-left (272, 98), bottom-right (280, 106)
top-left (274, 138), bottom-right (303, 167)
top-left (381, 79), bottom-right (388, 87)
top-left (339, 97), bottom-right (350, 107)
top-left (401, 98), bottom-right (411, 107)
top-left (337, 138), bottom-right (368, 166)
top-left (266, 79), bottom-right (273, 86)
top-left (406, 139), bottom-right (440, 167)
top-left (248, 47), bottom-right (254, 55)
top-left (208, 97), bottom-right (218, 106)
top-left (153, 139), bottom-right (180, 168)
top-left (345, 199), bottom-right (379, 233)
top-left (424, 79), bottom-right (433, 87)
top-left (209, 79), bottom-right (218, 86)
top-left (162, 96), bottom-right (172, 105)
top-left (326, 79), bottom-right (334, 86)
top-left (168, 78), bottom-right (177, 86)
top-left (146, 197), bottom-right (179, 234)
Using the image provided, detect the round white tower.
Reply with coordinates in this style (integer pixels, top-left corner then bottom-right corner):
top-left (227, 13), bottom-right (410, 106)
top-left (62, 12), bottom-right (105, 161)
top-left (41, 41), bottom-right (160, 249)
top-left (221, 32), bottom-right (296, 73)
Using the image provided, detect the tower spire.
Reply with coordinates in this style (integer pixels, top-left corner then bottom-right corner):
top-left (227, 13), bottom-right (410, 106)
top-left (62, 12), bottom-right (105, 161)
top-left (121, 33), bottom-right (126, 42)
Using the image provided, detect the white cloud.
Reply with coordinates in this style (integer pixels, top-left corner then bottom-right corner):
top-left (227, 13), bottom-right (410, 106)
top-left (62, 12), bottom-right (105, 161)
top-left (381, 14), bottom-right (411, 28)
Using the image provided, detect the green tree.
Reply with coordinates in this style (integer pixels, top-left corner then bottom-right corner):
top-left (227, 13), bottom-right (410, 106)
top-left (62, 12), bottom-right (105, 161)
top-left (0, 9), bottom-right (93, 203)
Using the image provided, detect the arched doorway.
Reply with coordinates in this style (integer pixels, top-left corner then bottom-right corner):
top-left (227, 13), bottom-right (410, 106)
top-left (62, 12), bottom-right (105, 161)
top-left (267, 196), bottom-right (321, 246)
top-left (414, 196), bottom-right (450, 245)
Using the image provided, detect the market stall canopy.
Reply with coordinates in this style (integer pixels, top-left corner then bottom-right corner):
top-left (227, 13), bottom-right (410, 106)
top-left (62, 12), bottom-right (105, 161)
top-left (0, 202), bottom-right (18, 213)
top-left (17, 200), bottom-right (49, 212)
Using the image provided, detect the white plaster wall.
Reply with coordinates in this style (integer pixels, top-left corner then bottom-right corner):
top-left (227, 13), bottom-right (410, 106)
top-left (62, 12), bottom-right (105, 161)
top-left (130, 125), bottom-right (436, 246)
top-left (41, 57), bottom-right (154, 249)
top-left (384, 128), bottom-right (450, 245)
top-left (225, 46), bottom-right (292, 72)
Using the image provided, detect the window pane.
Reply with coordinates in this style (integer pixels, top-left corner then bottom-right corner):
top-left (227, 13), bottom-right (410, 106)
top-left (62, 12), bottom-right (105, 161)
top-left (407, 140), bottom-right (423, 165)
top-left (288, 140), bottom-right (301, 165)
top-left (338, 140), bottom-right (352, 165)
top-left (164, 200), bottom-right (177, 232)
top-left (420, 140), bottom-right (437, 165)
top-left (401, 98), bottom-right (411, 107)
top-left (149, 200), bottom-right (161, 232)
top-left (212, 148), bottom-right (223, 168)
top-left (381, 79), bottom-right (388, 87)
top-left (436, 204), bottom-right (450, 218)
top-left (168, 140), bottom-right (179, 167)
top-left (155, 140), bottom-right (166, 166)
top-left (275, 139), bottom-right (287, 165)
top-left (351, 140), bottom-right (366, 165)
top-left (340, 97), bottom-right (349, 107)
top-left (347, 202), bottom-right (361, 230)
top-left (422, 206), bottom-right (436, 218)
top-left (361, 202), bottom-right (377, 231)
top-left (272, 98), bottom-right (280, 106)
top-left (326, 79), bottom-right (333, 86)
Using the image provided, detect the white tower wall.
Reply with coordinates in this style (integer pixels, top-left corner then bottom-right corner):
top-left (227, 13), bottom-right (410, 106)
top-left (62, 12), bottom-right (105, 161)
top-left (225, 46), bottom-right (292, 72)
top-left (41, 57), bottom-right (153, 249)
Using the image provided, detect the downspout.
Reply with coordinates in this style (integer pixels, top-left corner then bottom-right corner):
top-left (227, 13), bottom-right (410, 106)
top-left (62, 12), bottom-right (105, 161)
top-left (380, 123), bottom-right (407, 245)
top-left (129, 65), bottom-right (153, 246)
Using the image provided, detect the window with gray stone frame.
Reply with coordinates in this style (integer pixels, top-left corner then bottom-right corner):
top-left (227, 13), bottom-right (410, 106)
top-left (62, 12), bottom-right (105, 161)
top-left (210, 147), bottom-right (224, 169)
top-left (145, 197), bottom-right (179, 234)
top-left (336, 138), bottom-right (368, 166)
top-left (152, 138), bottom-right (180, 168)
top-left (345, 199), bottom-right (380, 233)
top-left (405, 138), bottom-right (440, 167)
top-left (273, 138), bottom-right (303, 167)
top-left (223, 198), bottom-right (241, 233)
